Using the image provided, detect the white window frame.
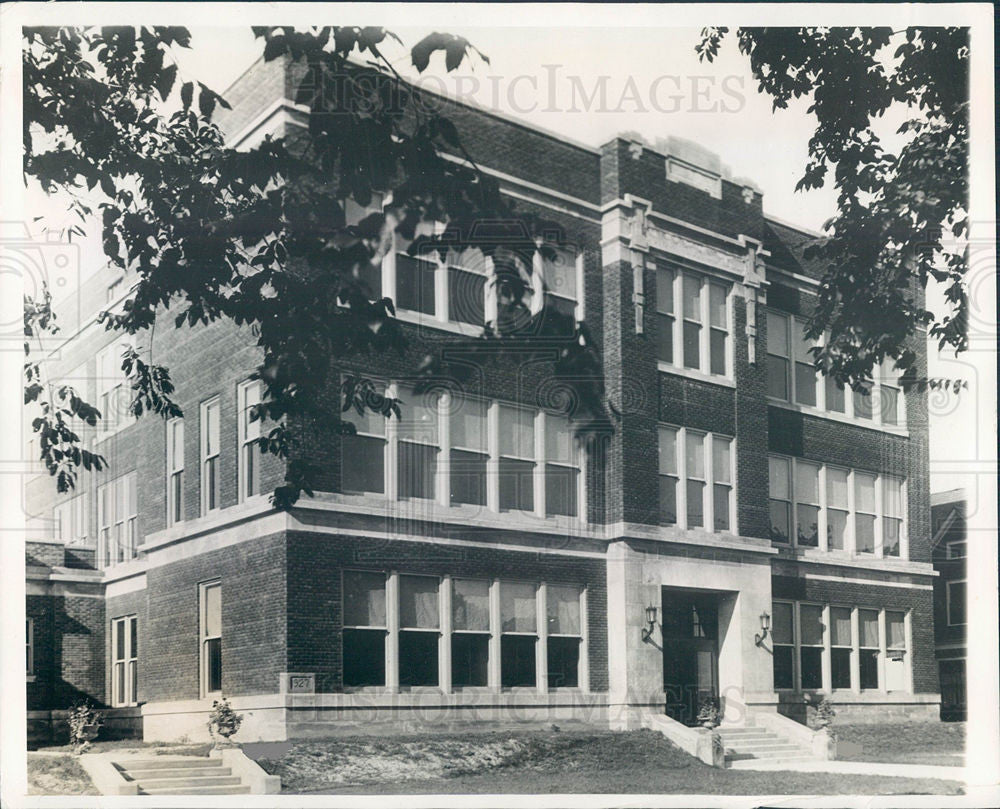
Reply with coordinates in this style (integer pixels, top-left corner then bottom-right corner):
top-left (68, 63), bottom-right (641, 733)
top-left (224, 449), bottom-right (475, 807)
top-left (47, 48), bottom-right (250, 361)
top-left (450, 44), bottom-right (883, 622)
top-left (767, 454), bottom-right (908, 559)
top-left (97, 472), bottom-right (138, 568)
top-left (26, 618), bottom-right (34, 678)
top-left (237, 380), bottom-right (262, 503)
top-left (200, 397), bottom-right (221, 516)
top-left (765, 309), bottom-right (906, 429)
top-left (166, 417), bottom-right (184, 526)
top-left (111, 615), bottom-right (138, 707)
top-left (199, 580), bottom-right (222, 698)
top-left (397, 573), bottom-right (442, 691)
top-left (533, 242), bottom-right (582, 324)
top-left (55, 492), bottom-right (88, 544)
top-left (946, 580), bottom-right (967, 626)
top-left (658, 267), bottom-right (733, 381)
top-left (658, 424), bottom-right (736, 534)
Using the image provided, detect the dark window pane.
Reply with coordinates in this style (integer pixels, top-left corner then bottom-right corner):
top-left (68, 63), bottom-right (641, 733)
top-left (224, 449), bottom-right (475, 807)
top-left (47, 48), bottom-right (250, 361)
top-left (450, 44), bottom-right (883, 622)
top-left (860, 649), bottom-right (879, 689)
top-left (206, 457), bottom-right (217, 510)
top-left (543, 293), bottom-right (576, 335)
top-left (130, 617), bottom-right (138, 657)
top-left (396, 254), bottom-right (436, 315)
top-left (768, 355), bottom-right (789, 400)
top-left (853, 387), bottom-right (873, 419)
top-left (547, 637), bottom-right (580, 688)
top-left (769, 500), bottom-right (790, 543)
top-left (795, 363), bottom-right (817, 406)
top-left (949, 582), bottom-right (966, 625)
top-left (171, 473), bottom-right (183, 522)
top-left (499, 458), bottom-right (534, 512)
top-left (683, 322), bottom-right (701, 369)
top-left (773, 645), bottom-right (794, 690)
top-left (659, 475), bottom-right (677, 525)
top-left (399, 630), bottom-right (439, 687)
top-left (710, 328), bottom-right (727, 375)
top-left (800, 647), bottom-right (823, 689)
top-left (448, 267), bottom-right (485, 326)
top-left (827, 509), bottom-right (847, 550)
top-left (398, 442), bottom-right (438, 500)
top-left (796, 504), bottom-right (820, 546)
top-left (686, 480), bottom-right (704, 527)
top-left (206, 637), bottom-right (222, 693)
top-left (657, 313), bottom-right (674, 364)
top-left (883, 518), bottom-right (901, 557)
top-left (450, 449), bottom-right (487, 506)
top-left (713, 484), bottom-right (730, 531)
top-left (831, 648), bottom-right (851, 689)
top-left (500, 635), bottom-right (536, 688)
top-left (545, 464), bottom-right (578, 517)
top-left (117, 663), bottom-right (125, 704)
top-left (342, 435), bottom-right (385, 494)
top-left (451, 633), bottom-right (489, 687)
top-left (116, 622), bottom-right (125, 660)
top-left (343, 628), bottom-right (385, 687)
top-left (826, 376), bottom-right (846, 412)
top-left (856, 514), bottom-right (876, 553)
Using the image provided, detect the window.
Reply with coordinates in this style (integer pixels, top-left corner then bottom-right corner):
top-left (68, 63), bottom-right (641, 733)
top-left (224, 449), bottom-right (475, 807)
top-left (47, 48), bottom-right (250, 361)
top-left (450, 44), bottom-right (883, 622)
top-left (825, 375), bottom-right (846, 413)
top-left (658, 427), bottom-right (678, 525)
top-left (398, 575), bottom-right (440, 688)
top-left (107, 278), bottom-right (124, 302)
top-left (885, 610), bottom-right (907, 691)
top-left (55, 492), bottom-right (88, 544)
top-left (795, 462), bottom-right (820, 547)
top-left (452, 579), bottom-right (490, 688)
top-left (540, 244), bottom-right (578, 322)
top-left (449, 395), bottom-right (487, 507)
top-left (342, 394), bottom-right (387, 495)
top-left (499, 406), bottom-right (535, 513)
top-left (947, 580), bottom-right (967, 626)
top-left (854, 472), bottom-right (877, 554)
top-left (656, 266), bottom-right (675, 364)
top-left (166, 418), bottom-right (184, 525)
top-left (26, 619), bottom-right (33, 676)
top-left (237, 380), bottom-right (262, 501)
top-left (447, 247), bottom-right (488, 326)
top-left (767, 311), bottom-right (790, 400)
top-left (500, 581), bottom-right (537, 688)
top-left (826, 468), bottom-right (849, 551)
top-left (200, 398), bottom-right (220, 514)
top-left (711, 437), bottom-right (733, 531)
top-left (883, 476), bottom-right (903, 557)
top-left (830, 606), bottom-right (853, 689)
top-left (877, 359), bottom-right (902, 425)
top-left (112, 615), bottom-right (137, 706)
top-left (798, 604), bottom-right (824, 690)
top-left (793, 320), bottom-right (818, 406)
top-left (684, 431), bottom-right (706, 528)
top-left (98, 472), bottom-right (137, 567)
top-left (545, 413), bottom-right (580, 518)
top-left (395, 222), bottom-right (439, 316)
top-left (859, 609), bottom-right (880, 690)
top-left (397, 387), bottom-right (441, 501)
top-left (96, 340), bottom-right (134, 434)
top-left (547, 585), bottom-right (582, 688)
top-left (771, 602), bottom-right (794, 690)
top-left (769, 456), bottom-right (791, 543)
top-left (658, 266), bottom-right (730, 377)
top-left (946, 540), bottom-right (967, 559)
top-left (343, 571), bottom-right (387, 687)
top-left (200, 581), bottom-right (222, 696)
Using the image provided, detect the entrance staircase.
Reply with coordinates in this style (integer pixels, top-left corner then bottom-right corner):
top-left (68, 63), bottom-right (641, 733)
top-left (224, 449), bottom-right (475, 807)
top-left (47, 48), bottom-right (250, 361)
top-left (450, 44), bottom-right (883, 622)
top-left (112, 756), bottom-right (251, 795)
top-left (717, 726), bottom-right (813, 768)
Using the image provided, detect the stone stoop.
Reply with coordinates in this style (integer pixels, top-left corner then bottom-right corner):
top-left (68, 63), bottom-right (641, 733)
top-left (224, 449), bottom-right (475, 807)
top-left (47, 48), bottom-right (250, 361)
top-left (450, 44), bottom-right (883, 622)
top-left (112, 756), bottom-right (251, 795)
top-left (717, 726), bottom-right (815, 769)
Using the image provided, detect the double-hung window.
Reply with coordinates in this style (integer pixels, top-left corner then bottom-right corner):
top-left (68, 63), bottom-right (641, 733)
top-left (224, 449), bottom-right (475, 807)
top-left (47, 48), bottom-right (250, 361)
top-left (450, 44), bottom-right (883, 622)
top-left (96, 340), bottom-right (134, 434)
top-left (544, 413), bottom-right (579, 518)
top-left (237, 380), bottom-right (262, 501)
top-left (200, 397), bottom-right (220, 514)
top-left (792, 320), bottom-right (818, 406)
top-left (111, 615), bottom-right (137, 706)
top-left (500, 581), bottom-right (538, 688)
top-left (858, 609), bottom-right (880, 689)
top-left (342, 393), bottom-right (387, 495)
top-left (830, 606), bottom-right (853, 689)
top-left (771, 601), bottom-right (794, 690)
top-left (768, 457), bottom-right (792, 543)
top-left (767, 311), bottom-right (791, 400)
top-left (795, 461), bottom-right (820, 547)
top-left (682, 274), bottom-right (702, 370)
top-left (394, 221), bottom-right (440, 316)
top-left (55, 492), bottom-right (88, 544)
top-left (946, 580), bottom-right (967, 626)
top-left (98, 472), bottom-right (137, 567)
top-left (708, 281), bottom-right (729, 376)
top-left (539, 244), bottom-right (579, 322)
top-left (658, 426), bottom-right (734, 533)
top-left (398, 575), bottom-right (440, 688)
top-left (342, 571), bottom-right (388, 688)
top-left (656, 266), bottom-right (675, 364)
top-left (882, 476), bottom-right (904, 557)
top-left (498, 406), bottom-right (535, 513)
top-left (447, 247), bottom-right (488, 326)
top-left (546, 585), bottom-right (582, 688)
top-left (449, 395), bottom-right (487, 507)
top-left (658, 267), bottom-right (730, 377)
top-left (397, 386), bottom-right (441, 501)
top-left (825, 468), bottom-right (849, 550)
top-left (200, 581), bottom-right (222, 697)
top-left (798, 604), bottom-right (824, 690)
top-left (166, 418), bottom-right (184, 525)
top-left (854, 472), bottom-right (877, 554)
top-left (451, 579), bottom-right (490, 688)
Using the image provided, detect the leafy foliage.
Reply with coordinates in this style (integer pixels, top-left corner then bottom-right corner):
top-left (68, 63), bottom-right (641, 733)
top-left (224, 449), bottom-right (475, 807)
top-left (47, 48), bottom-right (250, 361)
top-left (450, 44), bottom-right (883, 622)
top-left (698, 27), bottom-right (969, 388)
top-left (23, 26), bottom-right (609, 506)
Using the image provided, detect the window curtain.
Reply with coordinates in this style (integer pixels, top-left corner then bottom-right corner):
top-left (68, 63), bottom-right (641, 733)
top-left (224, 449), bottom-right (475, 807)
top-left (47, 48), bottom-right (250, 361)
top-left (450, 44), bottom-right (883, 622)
top-left (400, 576), bottom-right (439, 628)
top-left (546, 586), bottom-right (581, 635)
top-left (344, 571), bottom-right (386, 627)
top-left (453, 580), bottom-right (490, 631)
top-left (501, 582), bottom-right (537, 632)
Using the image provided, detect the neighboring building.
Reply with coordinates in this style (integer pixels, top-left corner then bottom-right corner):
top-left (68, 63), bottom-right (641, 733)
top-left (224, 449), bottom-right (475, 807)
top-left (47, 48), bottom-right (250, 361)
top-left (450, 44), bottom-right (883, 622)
top-left (931, 489), bottom-right (967, 720)
top-left (24, 54), bottom-right (941, 743)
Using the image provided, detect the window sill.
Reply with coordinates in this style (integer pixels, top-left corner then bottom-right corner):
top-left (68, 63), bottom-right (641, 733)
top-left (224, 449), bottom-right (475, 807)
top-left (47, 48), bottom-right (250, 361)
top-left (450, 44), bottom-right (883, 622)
top-left (395, 310), bottom-right (486, 338)
top-left (26, 675), bottom-right (36, 683)
top-left (767, 399), bottom-right (909, 436)
top-left (657, 362), bottom-right (736, 388)
top-left (772, 544), bottom-right (916, 567)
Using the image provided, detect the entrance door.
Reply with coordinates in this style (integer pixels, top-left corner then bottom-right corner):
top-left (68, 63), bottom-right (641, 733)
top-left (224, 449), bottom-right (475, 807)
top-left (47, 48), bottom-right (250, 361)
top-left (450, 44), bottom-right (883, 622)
top-left (661, 590), bottom-right (718, 725)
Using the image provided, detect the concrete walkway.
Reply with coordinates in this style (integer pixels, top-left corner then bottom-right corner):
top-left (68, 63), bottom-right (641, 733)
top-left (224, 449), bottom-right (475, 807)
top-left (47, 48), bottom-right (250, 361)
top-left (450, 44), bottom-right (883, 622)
top-left (728, 757), bottom-right (966, 781)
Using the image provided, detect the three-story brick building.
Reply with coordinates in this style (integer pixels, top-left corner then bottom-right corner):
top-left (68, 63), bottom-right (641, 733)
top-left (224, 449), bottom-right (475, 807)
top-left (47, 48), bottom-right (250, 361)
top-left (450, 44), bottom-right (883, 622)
top-left (25, 54), bottom-right (940, 743)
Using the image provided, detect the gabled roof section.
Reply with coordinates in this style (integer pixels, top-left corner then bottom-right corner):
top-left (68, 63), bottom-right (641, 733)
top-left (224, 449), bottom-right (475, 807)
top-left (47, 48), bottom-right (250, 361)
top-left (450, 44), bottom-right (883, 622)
top-left (762, 217), bottom-right (828, 282)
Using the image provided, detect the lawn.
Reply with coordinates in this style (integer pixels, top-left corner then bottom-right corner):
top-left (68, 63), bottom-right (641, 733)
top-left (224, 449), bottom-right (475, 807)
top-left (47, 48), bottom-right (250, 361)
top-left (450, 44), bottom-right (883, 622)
top-left (834, 721), bottom-right (966, 766)
top-left (27, 754), bottom-right (98, 796)
top-left (249, 729), bottom-right (963, 796)
top-left (33, 739), bottom-right (213, 756)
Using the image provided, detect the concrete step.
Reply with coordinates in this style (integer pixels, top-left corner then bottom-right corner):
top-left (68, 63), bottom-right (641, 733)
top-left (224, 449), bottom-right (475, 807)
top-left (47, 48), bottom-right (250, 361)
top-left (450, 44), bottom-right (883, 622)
top-left (727, 756), bottom-right (816, 769)
top-left (718, 732), bottom-right (780, 742)
top-left (723, 740), bottom-right (804, 752)
top-left (140, 784), bottom-right (251, 795)
top-left (726, 746), bottom-right (810, 760)
top-left (135, 775), bottom-right (242, 790)
top-left (124, 766), bottom-right (232, 780)
top-left (119, 758), bottom-right (221, 770)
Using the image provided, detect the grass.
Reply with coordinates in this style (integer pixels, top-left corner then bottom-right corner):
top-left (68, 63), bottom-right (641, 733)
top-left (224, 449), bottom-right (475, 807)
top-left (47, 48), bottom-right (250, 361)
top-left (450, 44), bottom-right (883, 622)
top-left (27, 754), bottom-right (98, 796)
top-left (834, 721), bottom-right (966, 766)
top-left (249, 729), bottom-right (963, 795)
top-left (33, 739), bottom-right (213, 756)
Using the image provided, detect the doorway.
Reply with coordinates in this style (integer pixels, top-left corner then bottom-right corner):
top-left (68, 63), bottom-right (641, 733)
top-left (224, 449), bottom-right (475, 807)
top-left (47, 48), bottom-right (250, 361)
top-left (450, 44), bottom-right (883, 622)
top-left (661, 589), bottom-right (719, 725)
